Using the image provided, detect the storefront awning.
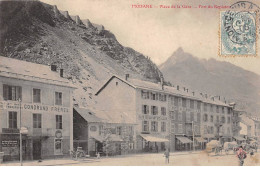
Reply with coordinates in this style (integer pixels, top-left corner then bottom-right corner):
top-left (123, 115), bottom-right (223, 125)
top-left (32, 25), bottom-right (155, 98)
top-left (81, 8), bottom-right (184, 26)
top-left (195, 137), bottom-right (207, 143)
top-left (140, 134), bottom-right (169, 142)
top-left (91, 135), bottom-right (104, 142)
top-left (202, 134), bottom-right (215, 139)
top-left (233, 136), bottom-right (246, 141)
top-left (176, 137), bottom-right (192, 144)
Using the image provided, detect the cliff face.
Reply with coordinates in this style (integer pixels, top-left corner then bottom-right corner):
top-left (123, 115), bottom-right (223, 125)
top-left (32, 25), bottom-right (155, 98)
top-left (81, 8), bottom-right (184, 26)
top-left (160, 47), bottom-right (260, 115)
top-left (0, 0), bottom-right (163, 107)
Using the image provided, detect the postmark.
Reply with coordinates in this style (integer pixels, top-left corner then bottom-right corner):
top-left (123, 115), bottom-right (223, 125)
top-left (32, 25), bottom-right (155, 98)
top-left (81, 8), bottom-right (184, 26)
top-left (219, 1), bottom-right (259, 56)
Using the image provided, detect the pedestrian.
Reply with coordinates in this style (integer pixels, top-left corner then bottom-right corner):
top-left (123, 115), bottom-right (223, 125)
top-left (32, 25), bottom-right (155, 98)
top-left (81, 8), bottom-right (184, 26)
top-left (96, 152), bottom-right (100, 159)
top-left (164, 148), bottom-right (170, 164)
top-left (237, 146), bottom-right (247, 166)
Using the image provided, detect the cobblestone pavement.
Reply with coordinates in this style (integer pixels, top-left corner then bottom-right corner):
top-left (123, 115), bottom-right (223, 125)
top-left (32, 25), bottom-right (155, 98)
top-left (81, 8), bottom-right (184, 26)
top-left (1, 150), bottom-right (260, 166)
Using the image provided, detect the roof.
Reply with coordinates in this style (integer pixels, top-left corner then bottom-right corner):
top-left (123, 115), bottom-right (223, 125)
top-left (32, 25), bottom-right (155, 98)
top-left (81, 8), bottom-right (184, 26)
top-left (74, 107), bottom-right (137, 124)
top-left (74, 107), bottom-right (103, 123)
top-left (0, 56), bottom-right (76, 88)
top-left (95, 75), bottom-right (231, 107)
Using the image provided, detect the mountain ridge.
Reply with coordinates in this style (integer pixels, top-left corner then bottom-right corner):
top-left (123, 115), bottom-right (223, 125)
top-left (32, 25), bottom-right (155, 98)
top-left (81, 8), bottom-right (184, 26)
top-left (0, 0), bottom-right (163, 107)
top-left (159, 47), bottom-right (260, 116)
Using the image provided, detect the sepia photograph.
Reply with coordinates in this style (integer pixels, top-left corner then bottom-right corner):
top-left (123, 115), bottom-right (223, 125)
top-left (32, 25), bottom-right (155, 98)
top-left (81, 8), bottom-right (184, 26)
top-left (0, 0), bottom-right (260, 166)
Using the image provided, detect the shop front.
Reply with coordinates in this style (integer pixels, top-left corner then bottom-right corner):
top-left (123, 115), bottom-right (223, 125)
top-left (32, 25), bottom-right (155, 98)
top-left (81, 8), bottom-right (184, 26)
top-left (194, 137), bottom-right (207, 150)
top-left (175, 136), bottom-right (193, 151)
top-left (140, 134), bottom-right (169, 152)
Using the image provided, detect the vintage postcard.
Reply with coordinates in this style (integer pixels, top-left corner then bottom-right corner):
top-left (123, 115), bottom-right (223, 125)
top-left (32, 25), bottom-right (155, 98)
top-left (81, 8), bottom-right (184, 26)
top-left (0, 0), bottom-right (260, 166)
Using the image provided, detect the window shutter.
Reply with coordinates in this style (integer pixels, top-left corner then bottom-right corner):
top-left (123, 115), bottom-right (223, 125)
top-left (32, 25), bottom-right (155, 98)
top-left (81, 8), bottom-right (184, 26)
top-left (142, 105), bottom-right (144, 114)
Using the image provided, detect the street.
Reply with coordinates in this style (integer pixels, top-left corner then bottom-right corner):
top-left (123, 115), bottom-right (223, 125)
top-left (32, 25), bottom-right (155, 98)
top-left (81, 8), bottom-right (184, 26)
top-left (1, 151), bottom-right (260, 166)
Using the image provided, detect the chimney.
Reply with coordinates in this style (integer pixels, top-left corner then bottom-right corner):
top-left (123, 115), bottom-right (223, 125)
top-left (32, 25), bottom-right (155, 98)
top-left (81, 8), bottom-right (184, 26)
top-left (125, 74), bottom-right (129, 81)
top-left (177, 85), bottom-right (179, 90)
top-left (75, 15), bottom-right (80, 25)
top-left (192, 92), bottom-right (195, 96)
top-left (60, 69), bottom-right (64, 77)
top-left (51, 65), bottom-right (57, 71)
top-left (183, 87), bottom-right (186, 91)
top-left (186, 89), bottom-right (189, 93)
top-left (64, 11), bottom-right (69, 19)
top-left (160, 76), bottom-right (164, 90)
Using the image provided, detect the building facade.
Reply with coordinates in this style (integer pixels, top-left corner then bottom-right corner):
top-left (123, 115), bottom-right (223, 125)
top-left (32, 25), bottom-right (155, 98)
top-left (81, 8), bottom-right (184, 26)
top-left (0, 56), bottom-right (75, 161)
top-left (95, 75), bottom-right (237, 152)
top-left (73, 107), bottom-right (136, 156)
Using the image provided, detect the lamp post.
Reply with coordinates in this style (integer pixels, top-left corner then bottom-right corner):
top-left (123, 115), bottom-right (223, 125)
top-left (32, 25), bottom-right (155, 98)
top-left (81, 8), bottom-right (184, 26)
top-left (18, 98), bottom-right (22, 166)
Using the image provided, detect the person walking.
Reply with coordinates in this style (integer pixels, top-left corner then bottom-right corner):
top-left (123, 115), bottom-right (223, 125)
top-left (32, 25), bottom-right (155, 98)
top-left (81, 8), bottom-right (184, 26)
top-left (237, 146), bottom-right (247, 166)
top-left (164, 148), bottom-right (170, 164)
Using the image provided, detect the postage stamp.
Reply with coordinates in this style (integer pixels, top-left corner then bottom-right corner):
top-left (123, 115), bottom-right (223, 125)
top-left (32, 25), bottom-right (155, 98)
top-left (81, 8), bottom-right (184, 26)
top-left (220, 10), bottom-right (257, 56)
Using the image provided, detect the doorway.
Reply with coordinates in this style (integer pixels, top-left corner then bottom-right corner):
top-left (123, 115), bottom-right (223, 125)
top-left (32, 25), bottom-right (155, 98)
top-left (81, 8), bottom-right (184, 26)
top-left (33, 139), bottom-right (42, 160)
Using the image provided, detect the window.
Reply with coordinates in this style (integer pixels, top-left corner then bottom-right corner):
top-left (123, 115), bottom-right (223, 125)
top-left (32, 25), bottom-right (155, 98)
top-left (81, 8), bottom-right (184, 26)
top-left (159, 94), bottom-right (167, 102)
top-left (55, 92), bottom-right (62, 105)
top-left (151, 106), bottom-right (158, 115)
top-left (116, 126), bottom-right (122, 135)
top-left (178, 124), bottom-right (183, 133)
top-left (56, 115), bottom-right (62, 129)
top-left (203, 114), bottom-right (208, 122)
top-left (210, 115), bottom-right (214, 122)
top-left (182, 98), bottom-right (186, 107)
top-left (178, 113), bottom-right (182, 121)
top-left (161, 122), bottom-right (166, 132)
top-left (33, 88), bottom-right (41, 103)
top-left (161, 107), bottom-right (166, 116)
top-left (228, 108), bottom-right (231, 114)
top-left (142, 105), bottom-right (149, 114)
top-left (190, 100), bottom-right (194, 109)
top-left (54, 139), bottom-right (62, 155)
top-left (33, 114), bottom-right (42, 128)
top-left (204, 125), bottom-right (207, 134)
top-left (216, 116), bottom-right (219, 123)
top-left (143, 121), bottom-right (149, 132)
top-left (174, 97), bottom-right (178, 106)
top-left (195, 125), bottom-right (200, 134)
top-left (151, 121), bottom-right (158, 132)
top-left (3, 84), bottom-right (22, 101)
top-left (204, 103), bottom-right (207, 112)
top-left (151, 93), bottom-right (157, 100)
top-left (228, 117), bottom-right (231, 124)
top-left (210, 105), bottom-right (213, 112)
top-left (194, 112), bottom-right (197, 122)
top-left (141, 90), bottom-right (149, 99)
top-left (170, 111), bottom-right (175, 120)
top-left (216, 106), bottom-right (219, 113)
top-left (222, 107), bottom-right (224, 114)
top-left (210, 126), bottom-right (214, 134)
top-left (221, 116), bottom-right (225, 123)
top-left (8, 111), bottom-right (17, 129)
top-left (197, 102), bottom-right (201, 110)
top-left (186, 112), bottom-right (191, 122)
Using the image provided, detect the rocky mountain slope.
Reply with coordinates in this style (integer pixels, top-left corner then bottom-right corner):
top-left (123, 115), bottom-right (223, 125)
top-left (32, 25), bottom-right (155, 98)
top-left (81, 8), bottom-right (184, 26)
top-left (0, 0), bottom-right (162, 107)
top-left (159, 47), bottom-right (260, 115)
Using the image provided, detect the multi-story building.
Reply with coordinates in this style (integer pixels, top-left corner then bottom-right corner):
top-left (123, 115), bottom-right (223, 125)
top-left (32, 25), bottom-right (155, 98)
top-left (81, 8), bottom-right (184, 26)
top-left (200, 97), bottom-right (233, 144)
top-left (95, 75), bottom-right (236, 152)
top-left (0, 56), bottom-right (76, 161)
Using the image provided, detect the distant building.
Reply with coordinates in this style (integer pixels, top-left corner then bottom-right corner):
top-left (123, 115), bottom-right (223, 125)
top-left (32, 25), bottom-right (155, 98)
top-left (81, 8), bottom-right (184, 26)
top-left (95, 75), bottom-right (238, 152)
top-left (73, 107), bottom-right (136, 156)
top-left (0, 56), bottom-right (76, 161)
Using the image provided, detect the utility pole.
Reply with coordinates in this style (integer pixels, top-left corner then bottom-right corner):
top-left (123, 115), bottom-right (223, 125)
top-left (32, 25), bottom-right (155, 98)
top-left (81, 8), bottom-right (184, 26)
top-left (192, 121), bottom-right (195, 152)
top-left (19, 98), bottom-right (23, 166)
